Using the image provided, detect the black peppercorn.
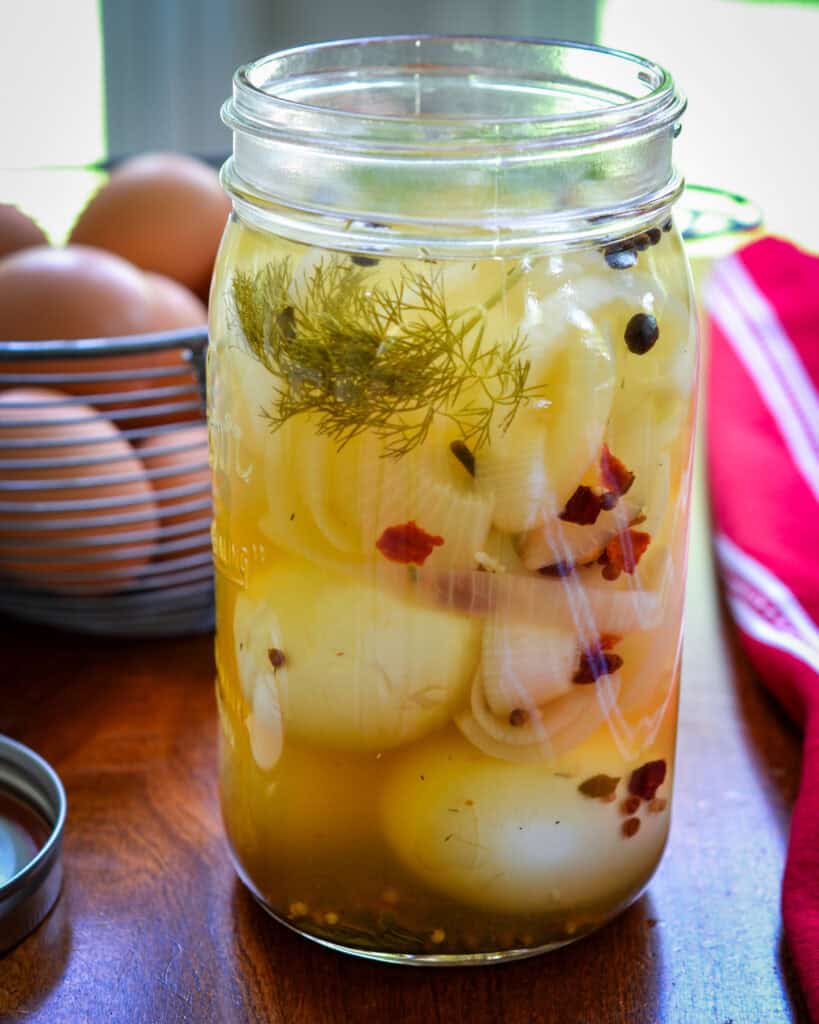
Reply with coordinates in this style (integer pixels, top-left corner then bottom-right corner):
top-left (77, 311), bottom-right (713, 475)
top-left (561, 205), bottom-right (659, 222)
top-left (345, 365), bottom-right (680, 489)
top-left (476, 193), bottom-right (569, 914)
top-left (449, 439), bottom-right (476, 476)
top-left (604, 247), bottom-right (637, 270)
top-left (351, 253), bottom-right (379, 267)
top-left (646, 227), bottom-right (662, 245)
top-left (624, 313), bottom-right (659, 354)
top-left (633, 233), bottom-right (651, 252)
top-left (662, 218), bottom-right (672, 232)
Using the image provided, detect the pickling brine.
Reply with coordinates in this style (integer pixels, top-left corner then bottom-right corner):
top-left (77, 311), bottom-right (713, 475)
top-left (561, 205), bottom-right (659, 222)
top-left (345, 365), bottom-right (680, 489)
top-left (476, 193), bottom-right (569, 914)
top-left (210, 36), bottom-right (697, 963)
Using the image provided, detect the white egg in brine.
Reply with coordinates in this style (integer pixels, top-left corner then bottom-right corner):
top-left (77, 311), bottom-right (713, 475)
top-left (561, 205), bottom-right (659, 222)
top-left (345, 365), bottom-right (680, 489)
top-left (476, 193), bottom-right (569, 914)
top-left (233, 560), bottom-right (480, 756)
top-left (381, 729), bottom-right (670, 914)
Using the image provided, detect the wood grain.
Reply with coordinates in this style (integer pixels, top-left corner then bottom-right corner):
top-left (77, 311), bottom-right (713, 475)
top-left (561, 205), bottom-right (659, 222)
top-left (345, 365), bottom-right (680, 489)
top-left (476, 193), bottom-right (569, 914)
top-left (0, 471), bottom-right (811, 1024)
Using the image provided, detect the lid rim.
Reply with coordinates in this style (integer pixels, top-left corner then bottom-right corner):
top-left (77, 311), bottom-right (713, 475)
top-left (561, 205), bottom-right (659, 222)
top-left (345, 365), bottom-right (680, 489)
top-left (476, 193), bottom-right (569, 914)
top-left (0, 736), bottom-right (66, 900)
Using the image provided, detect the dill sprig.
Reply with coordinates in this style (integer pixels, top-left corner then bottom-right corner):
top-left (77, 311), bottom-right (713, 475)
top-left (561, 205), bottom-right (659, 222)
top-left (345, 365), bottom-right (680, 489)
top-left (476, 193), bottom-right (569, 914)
top-left (231, 255), bottom-right (537, 458)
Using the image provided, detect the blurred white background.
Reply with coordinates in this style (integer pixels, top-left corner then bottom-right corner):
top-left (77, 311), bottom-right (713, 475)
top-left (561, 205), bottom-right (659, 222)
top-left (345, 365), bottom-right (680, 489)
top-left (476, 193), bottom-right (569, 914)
top-left (1, 0), bottom-right (817, 247)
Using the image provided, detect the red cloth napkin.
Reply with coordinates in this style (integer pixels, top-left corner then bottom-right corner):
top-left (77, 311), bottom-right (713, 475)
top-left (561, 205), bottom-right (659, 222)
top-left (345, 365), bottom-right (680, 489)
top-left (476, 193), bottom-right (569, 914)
top-left (705, 236), bottom-right (819, 1021)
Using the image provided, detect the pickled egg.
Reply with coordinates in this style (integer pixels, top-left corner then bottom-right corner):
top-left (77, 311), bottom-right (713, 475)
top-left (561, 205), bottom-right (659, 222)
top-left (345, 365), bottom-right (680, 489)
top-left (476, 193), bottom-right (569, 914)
top-left (381, 729), bottom-right (670, 914)
top-left (232, 559), bottom-right (480, 757)
top-left (0, 387), bottom-right (159, 594)
top-left (0, 205), bottom-right (48, 261)
top-left (69, 152), bottom-right (231, 300)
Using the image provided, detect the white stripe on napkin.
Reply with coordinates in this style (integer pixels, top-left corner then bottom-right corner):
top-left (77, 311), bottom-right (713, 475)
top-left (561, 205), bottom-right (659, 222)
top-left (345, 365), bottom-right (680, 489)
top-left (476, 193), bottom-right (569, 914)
top-left (716, 533), bottom-right (819, 675)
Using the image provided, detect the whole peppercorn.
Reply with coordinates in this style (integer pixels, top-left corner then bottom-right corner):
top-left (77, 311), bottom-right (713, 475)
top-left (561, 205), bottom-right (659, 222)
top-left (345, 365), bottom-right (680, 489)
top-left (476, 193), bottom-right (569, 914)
top-left (508, 708), bottom-right (529, 727)
top-left (605, 247), bottom-right (638, 270)
top-left (449, 439), bottom-right (476, 477)
top-left (624, 313), bottom-right (660, 355)
top-left (268, 647), bottom-right (286, 668)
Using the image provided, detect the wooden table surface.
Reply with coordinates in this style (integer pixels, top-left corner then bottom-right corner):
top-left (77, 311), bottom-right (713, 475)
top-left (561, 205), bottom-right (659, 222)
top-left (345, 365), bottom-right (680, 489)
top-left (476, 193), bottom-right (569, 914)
top-left (0, 471), bottom-right (811, 1024)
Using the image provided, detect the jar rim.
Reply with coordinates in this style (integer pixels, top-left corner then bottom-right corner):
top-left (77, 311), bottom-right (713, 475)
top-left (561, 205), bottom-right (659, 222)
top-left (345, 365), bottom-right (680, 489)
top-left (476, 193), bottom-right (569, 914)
top-left (221, 35), bottom-right (687, 253)
top-left (225, 35), bottom-right (685, 153)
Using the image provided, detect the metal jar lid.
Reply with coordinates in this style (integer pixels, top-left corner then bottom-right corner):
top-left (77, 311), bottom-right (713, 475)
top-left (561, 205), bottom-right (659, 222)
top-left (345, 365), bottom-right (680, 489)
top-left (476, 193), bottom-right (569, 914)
top-left (0, 735), bottom-right (66, 953)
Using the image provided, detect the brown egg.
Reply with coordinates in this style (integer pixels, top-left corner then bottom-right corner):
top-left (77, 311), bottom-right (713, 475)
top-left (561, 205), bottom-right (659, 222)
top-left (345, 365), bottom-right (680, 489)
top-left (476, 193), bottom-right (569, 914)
top-left (138, 426), bottom-right (211, 562)
top-left (69, 153), bottom-right (231, 300)
top-left (6, 345), bottom-right (202, 430)
top-left (0, 205), bottom-right (48, 261)
top-left (0, 244), bottom-right (153, 341)
top-left (144, 272), bottom-right (208, 332)
top-left (0, 388), bottom-right (159, 594)
top-left (0, 245), bottom-right (203, 427)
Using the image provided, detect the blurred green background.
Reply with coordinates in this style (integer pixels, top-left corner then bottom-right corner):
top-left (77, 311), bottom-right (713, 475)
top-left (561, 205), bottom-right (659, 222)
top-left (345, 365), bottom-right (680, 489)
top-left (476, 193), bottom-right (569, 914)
top-left (0, 0), bottom-right (817, 248)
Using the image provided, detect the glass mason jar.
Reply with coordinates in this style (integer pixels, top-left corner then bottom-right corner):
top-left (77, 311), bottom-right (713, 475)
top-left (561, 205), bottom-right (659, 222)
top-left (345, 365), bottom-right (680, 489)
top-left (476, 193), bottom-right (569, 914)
top-left (209, 36), bottom-right (697, 964)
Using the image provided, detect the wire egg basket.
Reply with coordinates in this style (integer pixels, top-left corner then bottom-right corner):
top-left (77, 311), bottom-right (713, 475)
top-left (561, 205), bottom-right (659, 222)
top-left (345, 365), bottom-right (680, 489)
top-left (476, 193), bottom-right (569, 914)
top-left (0, 328), bottom-right (213, 636)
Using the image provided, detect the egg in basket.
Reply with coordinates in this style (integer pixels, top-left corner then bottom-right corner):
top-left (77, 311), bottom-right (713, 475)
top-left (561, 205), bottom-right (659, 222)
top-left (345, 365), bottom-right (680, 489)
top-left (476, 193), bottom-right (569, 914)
top-left (0, 153), bottom-right (227, 635)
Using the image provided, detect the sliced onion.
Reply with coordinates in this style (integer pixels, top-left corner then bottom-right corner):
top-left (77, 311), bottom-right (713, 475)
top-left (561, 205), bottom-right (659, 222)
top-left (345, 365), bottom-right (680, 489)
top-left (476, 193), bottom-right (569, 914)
top-left (402, 560), bottom-right (668, 634)
top-left (473, 414), bottom-right (549, 533)
top-left (234, 590), bottom-right (285, 771)
top-left (246, 679), bottom-right (283, 771)
top-left (455, 661), bottom-right (624, 764)
top-left (518, 496), bottom-right (644, 572)
top-left (455, 710), bottom-right (553, 763)
top-left (296, 421), bottom-right (362, 554)
top-left (260, 419), bottom-right (360, 570)
top-left (480, 619), bottom-right (577, 715)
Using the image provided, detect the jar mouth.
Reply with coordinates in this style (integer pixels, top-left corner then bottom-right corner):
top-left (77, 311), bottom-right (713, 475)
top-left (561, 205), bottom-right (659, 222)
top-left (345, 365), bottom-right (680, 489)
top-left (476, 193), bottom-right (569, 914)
top-left (222, 36), bottom-right (686, 253)
top-left (225, 35), bottom-right (684, 153)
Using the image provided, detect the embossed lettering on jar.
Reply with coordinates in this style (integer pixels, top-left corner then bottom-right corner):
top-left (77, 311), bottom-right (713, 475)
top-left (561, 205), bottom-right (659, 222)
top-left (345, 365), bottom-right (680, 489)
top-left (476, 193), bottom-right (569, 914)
top-left (209, 36), bottom-right (698, 964)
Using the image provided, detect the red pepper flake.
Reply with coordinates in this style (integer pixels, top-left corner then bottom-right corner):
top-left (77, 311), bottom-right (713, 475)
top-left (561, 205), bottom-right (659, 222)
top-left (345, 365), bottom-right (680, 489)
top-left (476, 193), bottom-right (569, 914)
top-left (648, 797), bottom-right (668, 813)
top-left (622, 817), bottom-right (641, 838)
top-left (572, 649), bottom-right (623, 684)
top-left (578, 774), bottom-right (620, 799)
top-left (600, 445), bottom-right (635, 496)
top-left (559, 485), bottom-right (603, 526)
top-left (621, 795), bottom-right (641, 816)
top-left (571, 633), bottom-right (622, 683)
top-left (601, 529), bottom-right (651, 579)
top-left (376, 520), bottom-right (444, 565)
top-left (268, 647), bottom-right (286, 669)
top-left (628, 760), bottom-right (667, 801)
